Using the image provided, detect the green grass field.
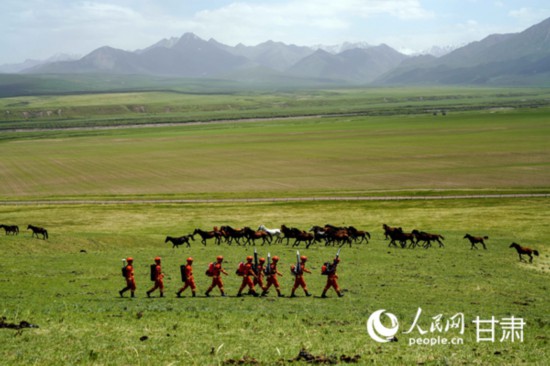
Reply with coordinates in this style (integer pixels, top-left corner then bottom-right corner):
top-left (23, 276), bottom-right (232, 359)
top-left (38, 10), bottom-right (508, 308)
top-left (0, 87), bottom-right (549, 365)
top-left (0, 199), bottom-right (548, 365)
top-left (0, 107), bottom-right (548, 200)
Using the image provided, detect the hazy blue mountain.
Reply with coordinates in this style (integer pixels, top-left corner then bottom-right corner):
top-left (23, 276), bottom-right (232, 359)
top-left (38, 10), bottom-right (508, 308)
top-left (376, 16), bottom-right (550, 85)
top-left (224, 40), bottom-right (314, 71)
top-left (287, 45), bottom-right (407, 83)
top-left (28, 32), bottom-right (251, 77)
top-left (17, 16), bottom-right (550, 86)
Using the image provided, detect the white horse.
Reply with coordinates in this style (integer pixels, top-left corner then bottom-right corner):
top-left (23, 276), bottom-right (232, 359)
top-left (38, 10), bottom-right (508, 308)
top-left (258, 225), bottom-right (283, 244)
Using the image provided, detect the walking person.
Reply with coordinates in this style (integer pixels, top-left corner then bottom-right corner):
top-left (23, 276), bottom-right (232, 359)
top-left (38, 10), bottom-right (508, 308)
top-left (119, 257), bottom-right (136, 298)
top-left (205, 255), bottom-right (228, 297)
top-left (176, 257), bottom-right (196, 297)
top-left (261, 255), bottom-right (284, 297)
top-left (290, 255), bottom-right (312, 297)
top-left (146, 256), bottom-right (164, 298)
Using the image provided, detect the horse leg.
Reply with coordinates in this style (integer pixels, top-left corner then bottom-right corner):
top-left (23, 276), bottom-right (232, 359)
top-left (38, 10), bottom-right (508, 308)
top-left (528, 253), bottom-right (533, 263)
top-left (481, 241), bottom-right (486, 250)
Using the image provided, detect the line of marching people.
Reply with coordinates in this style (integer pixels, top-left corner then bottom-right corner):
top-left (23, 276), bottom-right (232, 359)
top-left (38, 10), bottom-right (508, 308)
top-left (119, 250), bottom-right (344, 299)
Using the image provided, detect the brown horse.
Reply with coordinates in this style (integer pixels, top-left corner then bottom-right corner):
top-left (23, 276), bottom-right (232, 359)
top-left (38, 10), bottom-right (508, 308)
top-left (412, 230), bottom-right (444, 248)
top-left (509, 242), bottom-right (539, 263)
top-left (220, 225), bottom-right (246, 245)
top-left (464, 234), bottom-right (488, 250)
top-left (0, 224), bottom-right (19, 235)
top-left (28, 225), bottom-right (48, 239)
top-left (293, 230), bottom-right (315, 248)
top-left (382, 224), bottom-right (400, 240)
top-left (242, 227), bottom-right (272, 246)
top-left (347, 226), bottom-right (370, 244)
top-left (192, 228), bottom-right (221, 246)
top-left (165, 234), bottom-right (194, 248)
top-left (387, 228), bottom-right (415, 248)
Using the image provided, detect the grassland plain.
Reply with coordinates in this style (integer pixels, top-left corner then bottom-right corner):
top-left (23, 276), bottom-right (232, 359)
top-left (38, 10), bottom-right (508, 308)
top-left (0, 107), bottom-right (549, 200)
top-left (0, 198), bottom-right (548, 365)
top-left (1, 87), bottom-right (550, 130)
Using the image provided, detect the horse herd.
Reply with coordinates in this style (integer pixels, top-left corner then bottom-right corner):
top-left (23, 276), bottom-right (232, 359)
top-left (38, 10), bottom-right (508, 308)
top-left (1, 222), bottom-right (539, 263)
top-left (166, 224), bottom-right (371, 249)
top-left (165, 223), bottom-right (541, 263)
top-left (0, 224), bottom-right (48, 239)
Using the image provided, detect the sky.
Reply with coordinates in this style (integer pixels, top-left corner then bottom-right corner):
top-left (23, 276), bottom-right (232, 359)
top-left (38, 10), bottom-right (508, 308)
top-left (1, 0), bottom-right (549, 65)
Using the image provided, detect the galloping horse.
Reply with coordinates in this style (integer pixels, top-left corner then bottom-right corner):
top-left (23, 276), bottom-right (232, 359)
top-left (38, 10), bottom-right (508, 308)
top-left (509, 242), bottom-right (539, 263)
top-left (387, 228), bottom-right (415, 248)
top-left (192, 228), bottom-right (221, 246)
top-left (165, 234), bottom-right (194, 248)
top-left (347, 226), bottom-right (370, 244)
top-left (0, 224), bottom-right (19, 235)
top-left (463, 234), bottom-right (488, 250)
top-left (309, 226), bottom-right (329, 245)
top-left (258, 225), bottom-right (283, 244)
top-left (412, 230), bottom-right (445, 248)
top-left (280, 225), bottom-right (301, 245)
top-left (28, 225), bottom-right (48, 239)
top-left (220, 226), bottom-right (246, 245)
top-left (243, 227), bottom-right (272, 246)
top-left (293, 230), bottom-right (315, 248)
top-left (383, 224), bottom-right (400, 240)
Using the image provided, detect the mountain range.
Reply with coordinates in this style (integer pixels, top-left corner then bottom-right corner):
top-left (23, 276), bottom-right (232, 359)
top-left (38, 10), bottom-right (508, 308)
top-left (8, 16), bottom-right (550, 86)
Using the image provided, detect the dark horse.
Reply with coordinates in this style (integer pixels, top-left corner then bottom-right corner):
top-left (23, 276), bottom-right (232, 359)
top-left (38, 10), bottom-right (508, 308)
top-left (28, 224), bottom-right (48, 239)
top-left (509, 242), bottom-right (539, 263)
top-left (165, 234), bottom-right (194, 248)
top-left (463, 234), bottom-right (488, 250)
top-left (192, 228), bottom-right (221, 246)
top-left (0, 224), bottom-right (19, 235)
top-left (412, 229), bottom-right (445, 248)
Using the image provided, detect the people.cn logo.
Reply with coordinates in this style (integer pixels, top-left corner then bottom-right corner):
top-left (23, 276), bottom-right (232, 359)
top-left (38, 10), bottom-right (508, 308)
top-left (366, 309), bottom-right (399, 343)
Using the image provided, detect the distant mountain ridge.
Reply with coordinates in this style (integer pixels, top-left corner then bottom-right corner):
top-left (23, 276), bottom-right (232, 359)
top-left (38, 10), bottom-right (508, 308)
top-left (376, 17), bottom-right (550, 85)
top-left (12, 16), bottom-right (550, 86)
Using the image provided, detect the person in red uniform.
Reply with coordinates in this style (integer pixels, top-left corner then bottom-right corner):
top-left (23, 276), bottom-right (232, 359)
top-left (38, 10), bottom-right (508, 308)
top-left (237, 256), bottom-right (259, 297)
top-left (290, 255), bottom-right (312, 297)
top-left (205, 255), bottom-right (228, 297)
top-left (176, 257), bottom-right (196, 298)
top-left (253, 257), bottom-right (267, 292)
top-left (261, 255), bottom-right (284, 297)
top-left (146, 256), bottom-right (164, 298)
top-left (321, 257), bottom-right (344, 298)
top-left (119, 257), bottom-right (136, 298)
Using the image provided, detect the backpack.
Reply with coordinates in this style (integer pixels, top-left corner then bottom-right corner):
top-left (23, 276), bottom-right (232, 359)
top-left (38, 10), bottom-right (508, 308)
top-left (321, 262), bottom-right (332, 275)
top-left (235, 262), bottom-right (246, 276)
top-left (150, 264), bottom-right (157, 281)
top-left (205, 262), bottom-right (215, 277)
top-left (290, 264), bottom-right (302, 276)
top-left (121, 265), bottom-right (127, 278)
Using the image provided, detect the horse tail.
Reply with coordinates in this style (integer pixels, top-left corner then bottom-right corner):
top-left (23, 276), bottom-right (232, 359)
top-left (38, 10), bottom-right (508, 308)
top-left (534, 250), bottom-right (539, 256)
top-left (439, 235), bottom-right (445, 240)
top-left (366, 232), bottom-right (371, 239)
top-left (45, 230), bottom-right (49, 239)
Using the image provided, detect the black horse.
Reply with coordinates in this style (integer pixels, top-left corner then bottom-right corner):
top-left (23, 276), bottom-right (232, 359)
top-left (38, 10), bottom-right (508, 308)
top-left (0, 224), bottom-right (19, 235)
top-left (28, 225), bottom-right (48, 239)
top-left (165, 234), bottom-right (194, 248)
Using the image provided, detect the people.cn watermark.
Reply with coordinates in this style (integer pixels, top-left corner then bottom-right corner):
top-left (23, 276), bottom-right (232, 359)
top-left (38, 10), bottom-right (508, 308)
top-left (366, 308), bottom-right (525, 346)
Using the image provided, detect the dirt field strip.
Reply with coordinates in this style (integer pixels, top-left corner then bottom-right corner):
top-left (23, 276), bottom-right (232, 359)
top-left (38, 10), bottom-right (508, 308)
top-left (1, 193), bottom-right (548, 205)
